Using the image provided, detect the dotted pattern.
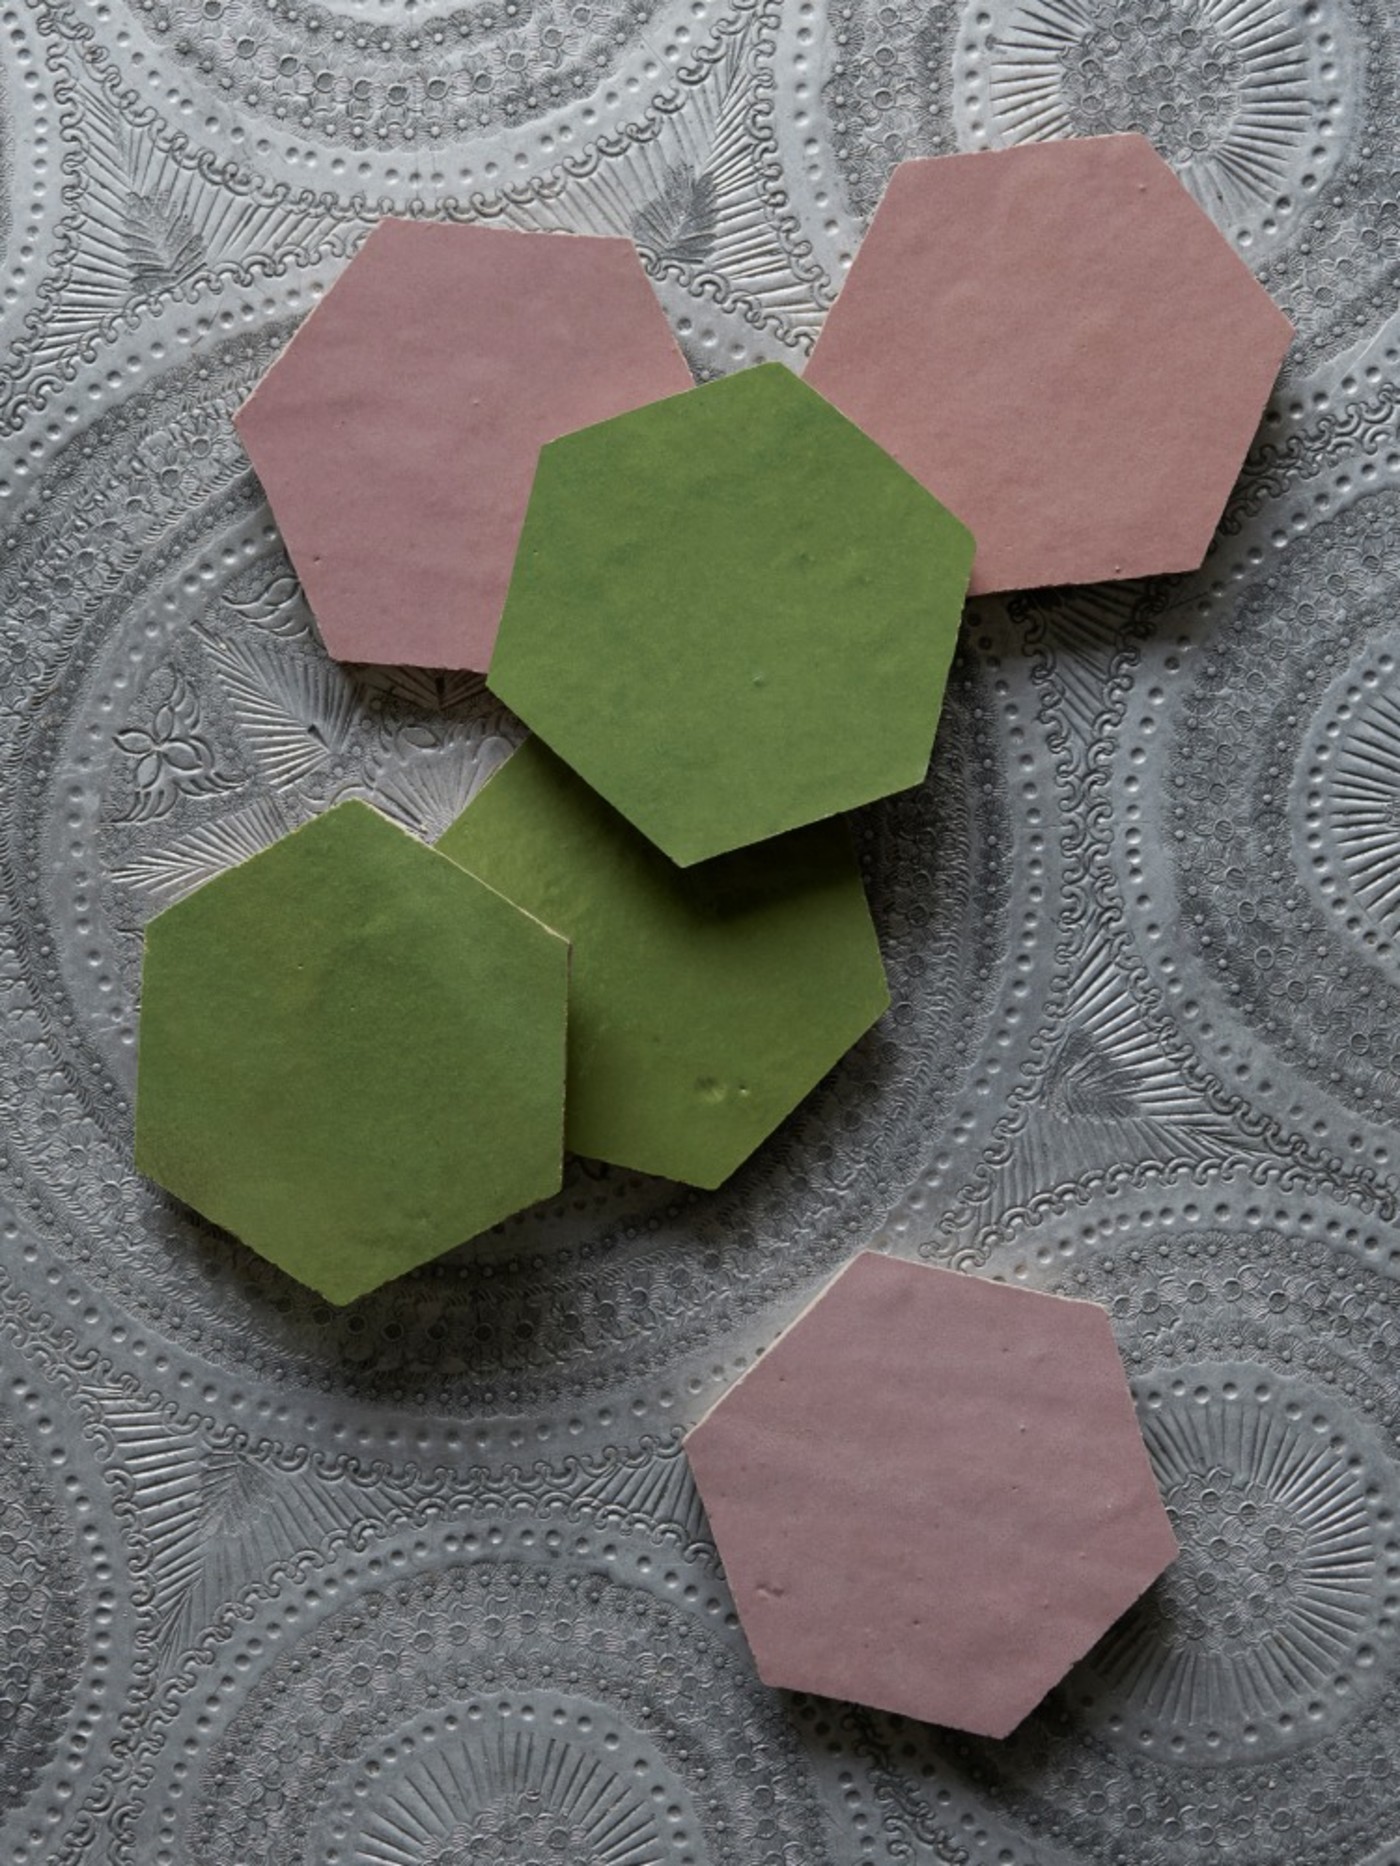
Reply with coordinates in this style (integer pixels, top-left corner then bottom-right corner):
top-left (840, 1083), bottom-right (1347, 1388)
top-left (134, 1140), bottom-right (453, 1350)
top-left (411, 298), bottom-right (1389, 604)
top-left (0, 0), bottom-right (1399, 1861)
top-left (954, 0), bottom-right (1350, 257)
top-left (822, 0), bottom-right (1400, 375)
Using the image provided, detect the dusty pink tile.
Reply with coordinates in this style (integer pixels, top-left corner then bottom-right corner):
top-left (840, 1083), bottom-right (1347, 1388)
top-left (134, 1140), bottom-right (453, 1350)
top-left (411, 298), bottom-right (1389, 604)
top-left (235, 220), bottom-right (692, 670)
top-left (685, 1252), bottom-right (1178, 1736)
top-left (805, 134), bottom-right (1293, 595)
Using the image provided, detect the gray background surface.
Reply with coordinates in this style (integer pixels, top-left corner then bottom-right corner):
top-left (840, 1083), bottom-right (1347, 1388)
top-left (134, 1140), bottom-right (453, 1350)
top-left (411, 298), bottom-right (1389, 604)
top-left (3, 0), bottom-right (1400, 1858)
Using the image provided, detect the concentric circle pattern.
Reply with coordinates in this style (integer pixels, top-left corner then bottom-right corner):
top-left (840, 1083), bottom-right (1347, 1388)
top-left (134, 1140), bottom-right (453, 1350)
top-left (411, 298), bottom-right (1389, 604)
top-left (3, 0), bottom-right (1400, 1859)
top-left (114, 0), bottom-right (669, 148)
top-left (1120, 489), bottom-right (1400, 1153)
top-left (956, 0), bottom-right (1347, 253)
top-left (1078, 1365), bottom-right (1395, 1761)
top-left (329, 1697), bottom-right (701, 1866)
top-left (826, 0), bottom-right (1400, 370)
top-left (175, 1539), bottom-right (828, 1865)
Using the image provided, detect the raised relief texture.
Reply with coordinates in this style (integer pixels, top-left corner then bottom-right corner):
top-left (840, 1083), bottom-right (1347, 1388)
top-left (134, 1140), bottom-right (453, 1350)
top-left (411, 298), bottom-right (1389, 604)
top-left (1, 0), bottom-right (1399, 1858)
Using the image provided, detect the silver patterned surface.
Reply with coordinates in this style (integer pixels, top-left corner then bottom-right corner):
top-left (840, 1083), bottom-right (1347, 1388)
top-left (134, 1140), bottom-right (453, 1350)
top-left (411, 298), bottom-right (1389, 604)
top-left (2, 0), bottom-right (1399, 1857)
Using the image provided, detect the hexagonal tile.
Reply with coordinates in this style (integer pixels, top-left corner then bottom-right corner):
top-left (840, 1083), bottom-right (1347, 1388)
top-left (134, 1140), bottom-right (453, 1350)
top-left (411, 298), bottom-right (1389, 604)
top-left (436, 737), bottom-right (889, 1188)
top-left (486, 363), bottom-right (975, 866)
top-left (135, 800), bottom-right (568, 1303)
top-left (805, 134), bottom-right (1293, 594)
top-left (685, 1252), bottom-right (1177, 1734)
top-left (234, 221), bottom-right (692, 670)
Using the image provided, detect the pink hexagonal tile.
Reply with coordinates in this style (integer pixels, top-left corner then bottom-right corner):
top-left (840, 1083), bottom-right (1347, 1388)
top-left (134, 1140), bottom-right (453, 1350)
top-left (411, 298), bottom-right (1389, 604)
top-left (234, 221), bottom-right (692, 669)
top-left (805, 134), bottom-right (1293, 594)
top-left (684, 1252), bottom-right (1177, 1735)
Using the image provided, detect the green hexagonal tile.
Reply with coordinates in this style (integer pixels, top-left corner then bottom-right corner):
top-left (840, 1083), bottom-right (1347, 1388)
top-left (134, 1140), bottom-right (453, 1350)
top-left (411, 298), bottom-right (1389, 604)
top-left (436, 737), bottom-right (889, 1189)
top-left (486, 362), bottom-right (974, 867)
top-left (134, 800), bottom-right (569, 1303)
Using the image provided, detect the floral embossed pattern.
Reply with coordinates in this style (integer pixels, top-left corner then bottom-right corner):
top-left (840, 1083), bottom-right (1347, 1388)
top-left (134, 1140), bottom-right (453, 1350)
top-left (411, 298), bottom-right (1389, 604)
top-left (2, 0), bottom-right (1400, 1859)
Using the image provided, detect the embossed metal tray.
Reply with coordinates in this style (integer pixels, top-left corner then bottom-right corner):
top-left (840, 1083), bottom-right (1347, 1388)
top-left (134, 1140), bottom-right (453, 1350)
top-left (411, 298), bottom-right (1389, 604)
top-left (3, 0), bottom-right (1399, 1857)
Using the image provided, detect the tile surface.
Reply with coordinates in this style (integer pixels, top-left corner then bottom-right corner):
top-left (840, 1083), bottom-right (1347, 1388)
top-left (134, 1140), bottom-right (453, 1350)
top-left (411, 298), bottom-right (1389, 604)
top-left (686, 1254), bottom-right (1178, 1735)
top-left (234, 220), bottom-right (691, 669)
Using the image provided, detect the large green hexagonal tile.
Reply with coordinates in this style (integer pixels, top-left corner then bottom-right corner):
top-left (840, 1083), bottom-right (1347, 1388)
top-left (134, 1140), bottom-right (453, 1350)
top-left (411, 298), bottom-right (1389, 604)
top-left (437, 737), bottom-right (889, 1189)
top-left (134, 800), bottom-right (569, 1303)
top-left (486, 362), bottom-right (974, 866)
